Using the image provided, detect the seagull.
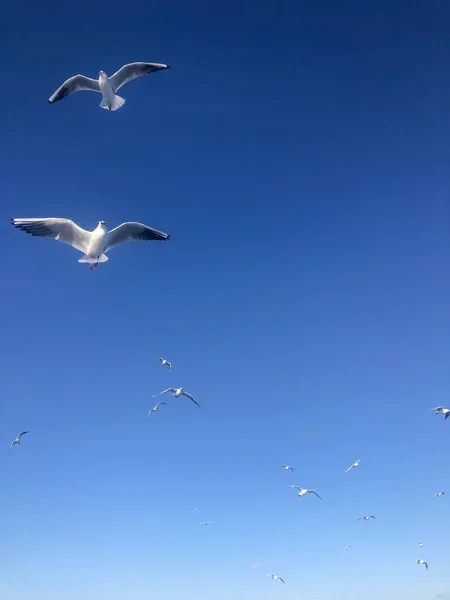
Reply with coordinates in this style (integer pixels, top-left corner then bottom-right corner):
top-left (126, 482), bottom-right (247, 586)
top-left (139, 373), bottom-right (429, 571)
top-left (153, 387), bottom-right (201, 409)
top-left (193, 508), bottom-right (199, 514)
top-left (357, 516), bottom-right (376, 521)
top-left (413, 559), bottom-right (428, 570)
top-left (345, 546), bottom-right (352, 551)
top-left (11, 218), bottom-right (170, 270)
top-left (419, 542), bottom-right (424, 548)
top-left (345, 459), bottom-right (360, 473)
top-left (200, 521), bottom-right (213, 526)
top-left (48, 62), bottom-right (169, 111)
top-left (281, 464), bottom-right (294, 471)
top-left (267, 574), bottom-right (285, 584)
top-left (10, 431), bottom-right (28, 450)
top-left (288, 485), bottom-right (322, 500)
top-left (435, 492), bottom-right (445, 497)
top-left (429, 406), bottom-right (450, 419)
top-left (147, 402), bottom-right (167, 417)
top-left (157, 358), bottom-right (172, 373)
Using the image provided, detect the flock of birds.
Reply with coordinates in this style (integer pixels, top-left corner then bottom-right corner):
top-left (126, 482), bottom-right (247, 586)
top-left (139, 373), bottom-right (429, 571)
top-left (7, 57), bottom-right (448, 592)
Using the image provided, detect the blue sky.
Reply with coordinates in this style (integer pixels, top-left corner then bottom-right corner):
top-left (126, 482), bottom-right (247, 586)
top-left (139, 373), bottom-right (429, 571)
top-left (1, 1), bottom-right (449, 598)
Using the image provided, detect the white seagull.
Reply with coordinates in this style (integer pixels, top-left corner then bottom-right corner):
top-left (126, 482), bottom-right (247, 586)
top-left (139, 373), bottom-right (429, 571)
top-left (147, 402), bottom-right (167, 417)
top-left (281, 464), bottom-right (294, 471)
top-left (345, 458), bottom-right (360, 473)
top-left (345, 546), bottom-right (352, 552)
top-left (430, 406), bottom-right (450, 420)
top-left (153, 387), bottom-right (201, 409)
top-left (288, 485), bottom-right (322, 500)
top-left (267, 574), bottom-right (285, 584)
top-left (12, 218), bottom-right (170, 270)
top-left (200, 521), bottom-right (213, 526)
top-left (10, 431), bottom-right (28, 450)
top-left (48, 62), bottom-right (169, 111)
top-left (357, 516), bottom-right (375, 521)
top-left (157, 358), bottom-right (172, 373)
top-left (419, 542), bottom-right (423, 548)
top-left (413, 559), bottom-right (428, 570)
top-left (435, 492), bottom-right (445, 497)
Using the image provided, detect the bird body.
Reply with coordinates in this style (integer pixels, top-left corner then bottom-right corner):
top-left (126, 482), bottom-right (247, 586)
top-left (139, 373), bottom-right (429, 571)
top-left (12, 218), bottom-right (170, 269)
top-left (281, 464), bottom-right (293, 471)
top-left (153, 387), bottom-right (201, 409)
top-left (413, 559), bottom-right (428, 570)
top-left (48, 62), bottom-right (169, 111)
top-left (288, 485), bottom-right (322, 500)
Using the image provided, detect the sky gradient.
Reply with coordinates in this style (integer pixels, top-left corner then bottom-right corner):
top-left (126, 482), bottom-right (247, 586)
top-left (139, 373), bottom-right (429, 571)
top-left (1, 1), bottom-right (449, 599)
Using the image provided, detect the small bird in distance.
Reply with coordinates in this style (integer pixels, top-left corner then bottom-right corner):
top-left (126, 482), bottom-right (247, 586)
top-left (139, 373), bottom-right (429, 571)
top-left (281, 464), bottom-right (294, 471)
top-left (430, 406), bottom-right (450, 420)
top-left (267, 574), bottom-right (285, 584)
top-left (147, 402), bottom-right (167, 417)
top-left (345, 546), bottom-right (352, 552)
top-left (288, 485), bottom-right (322, 500)
top-left (200, 521), bottom-right (213, 526)
top-left (345, 459), bottom-right (360, 473)
top-left (435, 492), bottom-right (445, 497)
top-left (357, 516), bottom-right (375, 521)
top-left (10, 431), bottom-right (28, 450)
top-left (153, 387), bottom-right (201, 409)
top-left (413, 559), bottom-right (428, 570)
top-left (157, 358), bottom-right (172, 373)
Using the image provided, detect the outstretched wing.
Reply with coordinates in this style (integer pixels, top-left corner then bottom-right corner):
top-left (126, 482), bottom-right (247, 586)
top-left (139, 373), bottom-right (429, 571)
top-left (18, 431), bottom-right (28, 440)
top-left (310, 490), bottom-right (322, 500)
top-left (181, 391), bottom-right (202, 409)
top-left (109, 62), bottom-right (169, 93)
top-left (153, 388), bottom-right (177, 397)
top-left (48, 75), bottom-right (100, 103)
top-left (278, 578), bottom-right (285, 584)
top-left (104, 222), bottom-right (170, 253)
top-left (12, 218), bottom-right (91, 253)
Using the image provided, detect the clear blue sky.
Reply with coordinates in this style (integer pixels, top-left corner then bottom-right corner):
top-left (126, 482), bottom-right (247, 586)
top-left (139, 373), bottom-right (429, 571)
top-left (1, 1), bottom-right (449, 599)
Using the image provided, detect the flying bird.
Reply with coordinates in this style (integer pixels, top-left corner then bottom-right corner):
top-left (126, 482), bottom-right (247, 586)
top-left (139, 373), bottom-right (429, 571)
top-left (153, 387), bottom-right (201, 409)
top-left (413, 559), bottom-right (428, 570)
top-left (345, 459), bottom-right (360, 473)
top-left (200, 521), bottom-right (213, 526)
top-left (288, 485), bottom-right (322, 500)
top-left (267, 574), bottom-right (285, 584)
top-left (430, 406), bottom-right (450, 419)
top-left (357, 516), bottom-right (376, 521)
top-left (419, 542), bottom-right (424, 548)
top-left (10, 431), bottom-right (28, 450)
top-left (48, 62), bottom-right (169, 111)
top-left (12, 218), bottom-right (170, 270)
top-left (193, 508), bottom-right (199, 514)
top-left (147, 402), bottom-right (167, 417)
top-left (281, 464), bottom-right (294, 471)
top-left (435, 492), bottom-right (445, 497)
top-left (345, 546), bottom-right (352, 552)
top-left (157, 358), bottom-right (172, 373)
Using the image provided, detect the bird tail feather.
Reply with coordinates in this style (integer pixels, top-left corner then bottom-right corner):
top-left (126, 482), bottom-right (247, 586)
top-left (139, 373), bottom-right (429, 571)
top-left (78, 253), bottom-right (109, 264)
top-left (100, 95), bottom-right (126, 111)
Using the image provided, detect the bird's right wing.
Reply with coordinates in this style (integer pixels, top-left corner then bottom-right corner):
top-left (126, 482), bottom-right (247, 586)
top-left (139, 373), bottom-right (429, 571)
top-left (279, 578), bottom-right (285, 584)
top-left (153, 388), bottom-right (176, 397)
top-left (182, 391), bottom-right (202, 409)
top-left (18, 431), bottom-right (28, 439)
top-left (12, 218), bottom-right (91, 253)
top-left (48, 75), bottom-right (100, 103)
top-left (109, 62), bottom-right (169, 93)
top-left (345, 465), bottom-right (352, 472)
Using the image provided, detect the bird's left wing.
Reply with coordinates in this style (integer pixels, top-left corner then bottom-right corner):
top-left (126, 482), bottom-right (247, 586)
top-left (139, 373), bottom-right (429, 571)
top-left (311, 490), bottom-right (322, 500)
top-left (18, 431), bottom-right (28, 439)
top-left (109, 62), bottom-right (169, 92)
top-left (345, 465), bottom-right (353, 472)
top-left (182, 391), bottom-right (202, 409)
top-left (12, 218), bottom-right (91, 253)
top-left (279, 578), bottom-right (285, 584)
top-left (153, 388), bottom-right (176, 397)
top-left (104, 222), bottom-right (170, 252)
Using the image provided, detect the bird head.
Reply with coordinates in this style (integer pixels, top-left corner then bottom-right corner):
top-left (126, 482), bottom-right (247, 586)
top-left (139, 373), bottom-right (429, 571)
top-left (99, 70), bottom-right (107, 79)
top-left (98, 220), bottom-right (106, 228)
